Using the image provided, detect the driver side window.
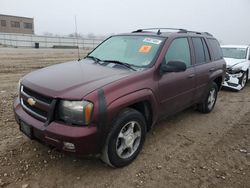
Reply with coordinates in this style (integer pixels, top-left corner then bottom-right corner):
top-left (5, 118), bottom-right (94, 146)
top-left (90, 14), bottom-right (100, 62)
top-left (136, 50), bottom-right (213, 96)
top-left (165, 38), bottom-right (191, 67)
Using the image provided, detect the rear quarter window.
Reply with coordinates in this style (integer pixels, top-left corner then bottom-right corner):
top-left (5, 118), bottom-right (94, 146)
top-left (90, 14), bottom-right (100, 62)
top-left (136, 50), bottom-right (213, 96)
top-left (208, 39), bottom-right (223, 61)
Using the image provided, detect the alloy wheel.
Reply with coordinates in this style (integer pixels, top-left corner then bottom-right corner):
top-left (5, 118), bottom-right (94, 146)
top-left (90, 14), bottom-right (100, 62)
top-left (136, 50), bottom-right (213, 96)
top-left (116, 121), bottom-right (141, 159)
top-left (207, 88), bottom-right (216, 110)
top-left (241, 73), bottom-right (247, 88)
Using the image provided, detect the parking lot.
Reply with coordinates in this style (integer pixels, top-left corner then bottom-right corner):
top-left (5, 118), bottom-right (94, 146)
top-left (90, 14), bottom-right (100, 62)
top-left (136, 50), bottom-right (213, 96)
top-left (0, 48), bottom-right (250, 188)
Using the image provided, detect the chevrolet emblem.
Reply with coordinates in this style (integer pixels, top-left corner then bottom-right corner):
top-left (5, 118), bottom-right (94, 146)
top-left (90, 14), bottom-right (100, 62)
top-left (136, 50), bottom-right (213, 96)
top-left (27, 98), bottom-right (36, 106)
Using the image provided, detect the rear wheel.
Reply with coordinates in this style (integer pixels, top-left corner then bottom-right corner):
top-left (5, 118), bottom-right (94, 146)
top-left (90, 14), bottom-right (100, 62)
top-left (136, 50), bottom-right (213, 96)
top-left (101, 108), bottom-right (146, 168)
top-left (197, 82), bottom-right (218, 113)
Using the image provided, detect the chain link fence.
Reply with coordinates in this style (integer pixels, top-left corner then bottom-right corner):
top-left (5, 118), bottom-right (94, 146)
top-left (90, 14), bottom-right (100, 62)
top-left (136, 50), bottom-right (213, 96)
top-left (0, 33), bottom-right (104, 49)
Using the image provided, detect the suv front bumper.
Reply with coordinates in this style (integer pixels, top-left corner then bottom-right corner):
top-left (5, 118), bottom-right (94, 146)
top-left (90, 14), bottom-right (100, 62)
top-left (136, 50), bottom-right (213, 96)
top-left (13, 98), bottom-right (99, 155)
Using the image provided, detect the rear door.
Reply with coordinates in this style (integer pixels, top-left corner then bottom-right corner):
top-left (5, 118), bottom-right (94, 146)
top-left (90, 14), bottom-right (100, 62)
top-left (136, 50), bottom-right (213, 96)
top-left (158, 37), bottom-right (196, 116)
top-left (191, 37), bottom-right (216, 102)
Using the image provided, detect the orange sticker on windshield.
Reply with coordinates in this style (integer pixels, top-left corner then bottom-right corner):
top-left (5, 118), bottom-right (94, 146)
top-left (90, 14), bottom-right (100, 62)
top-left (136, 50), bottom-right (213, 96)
top-left (139, 45), bottom-right (152, 53)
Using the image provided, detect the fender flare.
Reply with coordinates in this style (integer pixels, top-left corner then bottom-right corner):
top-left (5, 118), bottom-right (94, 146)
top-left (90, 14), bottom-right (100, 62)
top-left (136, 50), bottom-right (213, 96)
top-left (96, 88), bottom-right (158, 150)
top-left (106, 89), bottom-right (158, 125)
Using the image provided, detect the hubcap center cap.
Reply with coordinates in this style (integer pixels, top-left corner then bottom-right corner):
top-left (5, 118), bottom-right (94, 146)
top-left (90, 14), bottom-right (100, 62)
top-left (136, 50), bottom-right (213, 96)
top-left (125, 135), bottom-right (134, 146)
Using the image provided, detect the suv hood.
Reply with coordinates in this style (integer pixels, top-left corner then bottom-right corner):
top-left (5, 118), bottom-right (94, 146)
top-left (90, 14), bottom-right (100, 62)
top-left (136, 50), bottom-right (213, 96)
top-left (22, 60), bottom-right (132, 99)
top-left (224, 58), bottom-right (246, 68)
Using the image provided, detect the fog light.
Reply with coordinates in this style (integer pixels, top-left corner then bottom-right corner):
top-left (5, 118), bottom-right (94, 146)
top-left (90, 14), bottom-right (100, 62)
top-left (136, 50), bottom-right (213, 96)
top-left (63, 142), bottom-right (75, 150)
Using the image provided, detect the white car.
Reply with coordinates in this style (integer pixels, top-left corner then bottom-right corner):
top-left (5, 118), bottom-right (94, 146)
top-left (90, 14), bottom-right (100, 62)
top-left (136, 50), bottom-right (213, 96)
top-left (221, 45), bottom-right (250, 90)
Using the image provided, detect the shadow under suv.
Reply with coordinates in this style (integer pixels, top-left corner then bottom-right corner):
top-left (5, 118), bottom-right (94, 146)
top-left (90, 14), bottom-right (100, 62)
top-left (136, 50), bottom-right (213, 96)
top-left (14, 28), bottom-right (226, 167)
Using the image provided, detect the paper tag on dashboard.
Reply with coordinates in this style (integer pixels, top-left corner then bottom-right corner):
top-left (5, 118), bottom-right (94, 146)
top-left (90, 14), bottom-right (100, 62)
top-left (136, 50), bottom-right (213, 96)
top-left (143, 38), bottom-right (162, 45)
top-left (139, 45), bottom-right (152, 53)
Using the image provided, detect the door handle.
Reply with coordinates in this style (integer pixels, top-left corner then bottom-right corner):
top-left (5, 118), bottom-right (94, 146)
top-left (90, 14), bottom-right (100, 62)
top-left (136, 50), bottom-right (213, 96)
top-left (188, 74), bottom-right (195, 78)
top-left (209, 68), bottom-right (215, 72)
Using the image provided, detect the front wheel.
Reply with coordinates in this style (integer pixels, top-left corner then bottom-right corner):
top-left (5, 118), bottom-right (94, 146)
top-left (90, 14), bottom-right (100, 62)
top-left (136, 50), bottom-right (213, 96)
top-left (101, 108), bottom-right (146, 168)
top-left (240, 71), bottom-right (248, 90)
top-left (197, 82), bottom-right (218, 113)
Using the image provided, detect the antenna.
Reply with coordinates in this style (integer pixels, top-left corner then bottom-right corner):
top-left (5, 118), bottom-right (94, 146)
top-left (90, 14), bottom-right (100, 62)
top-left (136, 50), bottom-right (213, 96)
top-left (74, 15), bottom-right (80, 60)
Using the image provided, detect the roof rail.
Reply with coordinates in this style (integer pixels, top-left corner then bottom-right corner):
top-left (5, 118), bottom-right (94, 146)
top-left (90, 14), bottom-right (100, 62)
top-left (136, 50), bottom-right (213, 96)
top-left (203, 32), bottom-right (213, 36)
top-left (132, 28), bottom-right (213, 36)
top-left (132, 28), bottom-right (188, 35)
top-left (186, 30), bottom-right (213, 36)
top-left (185, 30), bottom-right (202, 35)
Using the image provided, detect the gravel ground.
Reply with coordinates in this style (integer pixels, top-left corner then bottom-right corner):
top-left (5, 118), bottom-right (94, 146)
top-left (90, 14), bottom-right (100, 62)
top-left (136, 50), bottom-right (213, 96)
top-left (0, 48), bottom-right (250, 188)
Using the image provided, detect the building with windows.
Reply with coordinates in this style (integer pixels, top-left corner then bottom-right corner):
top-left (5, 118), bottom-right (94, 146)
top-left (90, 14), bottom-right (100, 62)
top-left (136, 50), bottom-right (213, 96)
top-left (0, 14), bottom-right (34, 34)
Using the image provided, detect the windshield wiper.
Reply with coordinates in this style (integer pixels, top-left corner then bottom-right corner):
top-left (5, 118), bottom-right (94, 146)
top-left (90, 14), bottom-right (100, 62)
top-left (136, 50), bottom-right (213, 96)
top-left (102, 60), bottom-right (136, 71)
top-left (85, 56), bottom-right (136, 71)
top-left (85, 55), bottom-right (102, 65)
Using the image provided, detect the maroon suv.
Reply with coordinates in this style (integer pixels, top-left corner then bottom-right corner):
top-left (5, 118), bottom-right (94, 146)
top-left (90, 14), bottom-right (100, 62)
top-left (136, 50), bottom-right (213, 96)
top-left (14, 28), bottom-right (226, 167)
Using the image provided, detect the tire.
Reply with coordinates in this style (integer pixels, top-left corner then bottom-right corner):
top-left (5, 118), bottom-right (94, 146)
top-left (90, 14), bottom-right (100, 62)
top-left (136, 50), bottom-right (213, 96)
top-left (240, 71), bottom-right (248, 90)
top-left (197, 82), bottom-right (218, 113)
top-left (101, 108), bottom-right (146, 168)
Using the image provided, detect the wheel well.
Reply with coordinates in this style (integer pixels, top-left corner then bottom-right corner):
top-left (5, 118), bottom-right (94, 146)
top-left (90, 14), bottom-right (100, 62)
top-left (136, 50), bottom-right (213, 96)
top-left (214, 76), bottom-right (223, 90)
top-left (129, 101), bottom-right (153, 131)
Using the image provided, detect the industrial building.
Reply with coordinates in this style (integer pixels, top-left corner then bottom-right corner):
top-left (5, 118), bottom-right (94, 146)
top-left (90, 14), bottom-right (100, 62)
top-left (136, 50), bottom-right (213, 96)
top-left (0, 14), bottom-right (34, 34)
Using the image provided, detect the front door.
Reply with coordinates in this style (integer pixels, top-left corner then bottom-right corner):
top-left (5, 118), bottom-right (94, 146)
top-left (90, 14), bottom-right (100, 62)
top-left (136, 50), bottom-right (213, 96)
top-left (158, 37), bottom-right (196, 116)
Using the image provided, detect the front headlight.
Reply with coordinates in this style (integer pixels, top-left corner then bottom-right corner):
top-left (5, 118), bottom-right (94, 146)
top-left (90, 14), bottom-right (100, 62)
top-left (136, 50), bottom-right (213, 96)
top-left (58, 100), bottom-right (94, 126)
top-left (231, 67), bottom-right (243, 74)
top-left (230, 64), bottom-right (244, 74)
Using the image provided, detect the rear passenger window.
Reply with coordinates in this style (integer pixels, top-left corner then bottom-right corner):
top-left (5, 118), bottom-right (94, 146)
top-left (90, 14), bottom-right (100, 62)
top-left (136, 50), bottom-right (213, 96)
top-left (208, 39), bottom-right (223, 60)
top-left (192, 38), bottom-right (205, 64)
top-left (165, 38), bottom-right (191, 67)
top-left (202, 39), bottom-right (210, 62)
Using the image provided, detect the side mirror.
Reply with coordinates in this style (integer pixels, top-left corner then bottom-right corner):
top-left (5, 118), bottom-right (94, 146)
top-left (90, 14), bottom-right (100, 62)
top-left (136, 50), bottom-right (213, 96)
top-left (160, 61), bottom-right (187, 74)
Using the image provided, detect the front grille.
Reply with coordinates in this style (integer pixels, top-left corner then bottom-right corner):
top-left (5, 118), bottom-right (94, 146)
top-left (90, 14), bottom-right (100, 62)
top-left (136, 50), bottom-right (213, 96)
top-left (20, 85), bottom-right (53, 122)
top-left (227, 82), bottom-right (238, 87)
top-left (23, 100), bottom-right (48, 117)
top-left (23, 86), bottom-right (53, 104)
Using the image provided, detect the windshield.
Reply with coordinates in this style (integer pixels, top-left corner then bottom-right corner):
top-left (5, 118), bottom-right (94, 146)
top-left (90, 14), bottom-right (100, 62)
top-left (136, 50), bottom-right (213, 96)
top-left (222, 47), bottom-right (247, 59)
top-left (88, 35), bottom-right (164, 67)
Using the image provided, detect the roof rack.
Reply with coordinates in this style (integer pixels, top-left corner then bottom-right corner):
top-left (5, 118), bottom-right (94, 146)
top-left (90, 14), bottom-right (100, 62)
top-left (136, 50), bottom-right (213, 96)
top-left (132, 28), bottom-right (213, 36)
top-left (186, 30), bottom-right (213, 36)
top-left (132, 28), bottom-right (188, 35)
top-left (203, 32), bottom-right (213, 36)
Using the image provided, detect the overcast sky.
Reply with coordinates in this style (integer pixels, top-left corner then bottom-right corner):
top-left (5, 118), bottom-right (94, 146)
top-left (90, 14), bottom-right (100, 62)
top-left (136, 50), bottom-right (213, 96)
top-left (1, 0), bottom-right (250, 44)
